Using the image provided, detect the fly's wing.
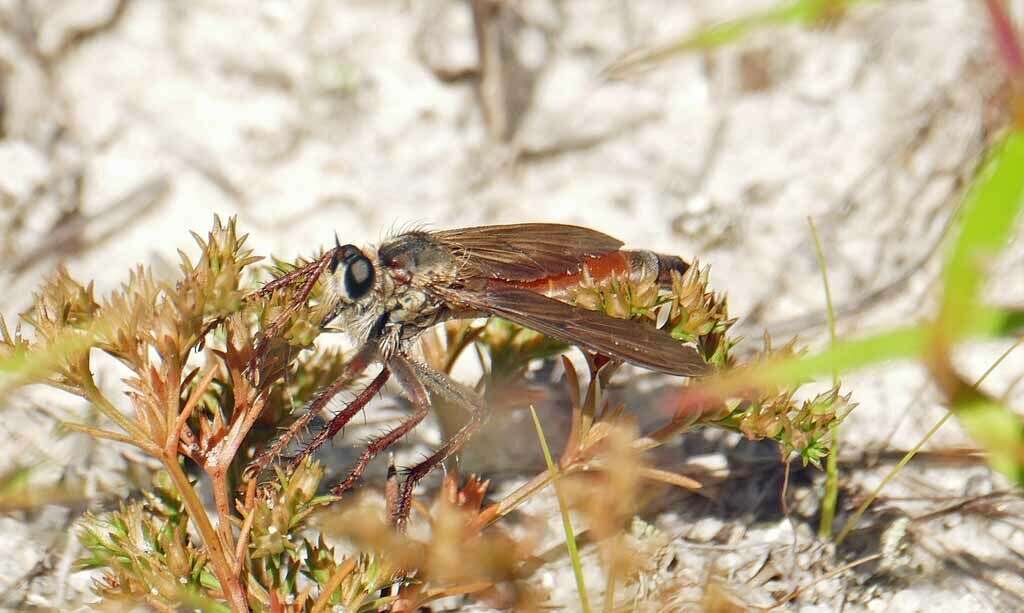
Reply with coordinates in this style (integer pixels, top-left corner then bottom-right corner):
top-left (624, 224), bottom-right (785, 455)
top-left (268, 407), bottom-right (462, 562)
top-left (432, 286), bottom-right (708, 377)
top-left (431, 224), bottom-right (624, 281)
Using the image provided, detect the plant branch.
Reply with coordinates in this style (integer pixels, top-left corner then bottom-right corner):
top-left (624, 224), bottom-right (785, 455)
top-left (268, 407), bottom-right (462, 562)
top-left (232, 479), bottom-right (258, 576)
top-left (80, 378), bottom-right (152, 447)
top-left (163, 456), bottom-right (248, 612)
top-left (62, 421), bottom-right (155, 453)
top-left (168, 367), bottom-right (217, 456)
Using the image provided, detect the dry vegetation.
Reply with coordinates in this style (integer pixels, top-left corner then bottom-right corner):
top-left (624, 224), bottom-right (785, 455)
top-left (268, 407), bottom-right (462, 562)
top-left (2, 1), bottom-right (1024, 612)
top-left (1, 216), bottom-right (848, 610)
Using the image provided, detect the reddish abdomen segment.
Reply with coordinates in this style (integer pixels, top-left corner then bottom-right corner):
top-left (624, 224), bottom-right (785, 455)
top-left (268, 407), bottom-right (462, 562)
top-left (496, 250), bottom-right (690, 295)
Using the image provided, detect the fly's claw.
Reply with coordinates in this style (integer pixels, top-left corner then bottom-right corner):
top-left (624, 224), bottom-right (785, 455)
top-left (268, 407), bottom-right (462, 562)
top-left (243, 455), bottom-right (280, 484)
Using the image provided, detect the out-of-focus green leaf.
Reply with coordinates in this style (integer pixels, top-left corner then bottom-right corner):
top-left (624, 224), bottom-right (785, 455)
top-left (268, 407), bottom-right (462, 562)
top-left (939, 130), bottom-right (1024, 336)
top-left (605, 0), bottom-right (880, 78)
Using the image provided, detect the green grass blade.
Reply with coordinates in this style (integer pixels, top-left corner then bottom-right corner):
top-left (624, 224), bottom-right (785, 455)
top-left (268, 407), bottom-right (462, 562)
top-left (747, 307), bottom-right (1024, 390)
top-left (955, 397), bottom-right (1024, 481)
top-left (604, 0), bottom-right (880, 77)
top-left (836, 337), bottom-right (1024, 545)
top-left (754, 325), bottom-right (927, 386)
top-left (674, 307), bottom-right (1024, 419)
top-left (529, 406), bottom-right (591, 613)
top-left (932, 129), bottom-right (1024, 484)
top-left (808, 217), bottom-right (841, 539)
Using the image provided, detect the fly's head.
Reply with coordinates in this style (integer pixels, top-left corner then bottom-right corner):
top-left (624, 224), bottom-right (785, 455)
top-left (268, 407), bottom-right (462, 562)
top-left (321, 231), bottom-right (457, 344)
top-left (327, 242), bottom-right (376, 304)
top-left (321, 239), bottom-right (384, 337)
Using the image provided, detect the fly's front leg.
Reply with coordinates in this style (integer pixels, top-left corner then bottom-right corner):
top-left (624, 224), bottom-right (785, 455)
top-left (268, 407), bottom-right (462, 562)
top-left (393, 361), bottom-right (489, 526)
top-left (330, 353), bottom-right (431, 498)
top-left (287, 367), bottom-right (390, 469)
top-left (244, 342), bottom-right (377, 480)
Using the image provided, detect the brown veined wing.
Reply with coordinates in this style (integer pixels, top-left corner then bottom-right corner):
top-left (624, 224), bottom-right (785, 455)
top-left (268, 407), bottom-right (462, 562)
top-left (431, 223), bottom-right (624, 281)
top-left (431, 285), bottom-right (709, 377)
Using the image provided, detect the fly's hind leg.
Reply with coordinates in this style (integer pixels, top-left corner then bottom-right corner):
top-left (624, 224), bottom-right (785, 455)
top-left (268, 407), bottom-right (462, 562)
top-left (392, 360), bottom-right (490, 526)
top-left (330, 353), bottom-right (431, 498)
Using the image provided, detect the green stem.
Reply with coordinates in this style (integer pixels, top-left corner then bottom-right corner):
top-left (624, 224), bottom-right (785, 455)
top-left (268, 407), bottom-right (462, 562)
top-left (530, 406), bottom-right (591, 613)
top-left (809, 216), bottom-right (840, 539)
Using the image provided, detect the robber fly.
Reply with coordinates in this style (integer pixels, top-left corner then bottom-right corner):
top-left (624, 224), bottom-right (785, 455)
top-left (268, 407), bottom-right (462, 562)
top-left (248, 223), bottom-right (708, 524)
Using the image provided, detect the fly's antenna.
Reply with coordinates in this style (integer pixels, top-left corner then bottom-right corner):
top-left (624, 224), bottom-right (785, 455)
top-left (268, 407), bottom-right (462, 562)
top-left (330, 233), bottom-right (343, 273)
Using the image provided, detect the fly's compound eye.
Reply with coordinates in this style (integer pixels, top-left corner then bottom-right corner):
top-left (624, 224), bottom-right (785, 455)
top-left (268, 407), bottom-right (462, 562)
top-left (343, 254), bottom-right (375, 300)
top-left (330, 243), bottom-right (375, 301)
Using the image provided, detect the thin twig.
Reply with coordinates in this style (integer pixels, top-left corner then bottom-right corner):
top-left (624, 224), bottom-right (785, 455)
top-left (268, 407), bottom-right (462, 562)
top-left (61, 422), bottom-right (141, 448)
top-left (167, 366), bottom-right (217, 456)
top-left (232, 479), bottom-right (258, 576)
top-left (771, 553), bottom-right (883, 606)
top-left (835, 336), bottom-right (1024, 545)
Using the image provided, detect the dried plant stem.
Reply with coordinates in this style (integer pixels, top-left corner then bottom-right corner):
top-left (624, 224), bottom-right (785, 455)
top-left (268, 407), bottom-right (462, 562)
top-left (233, 479), bottom-right (258, 575)
top-left (484, 463), bottom-right (578, 528)
top-left (634, 466), bottom-right (702, 490)
top-left (163, 455), bottom-right (248, 612)
top-left (772, 553), bottom-right (883, 606)
top-left (210, 472), bottom-right (238, 570)
top-left (161, 362), bottom-right (183, 450)
top-left (168, 366), bottom-right (217, 456)
top-left (60, 422), bottom-right (144, 448)
top-left (200, 397), bottom-right (268, 582)
top-left (221, 398), bottom-right (268, 469)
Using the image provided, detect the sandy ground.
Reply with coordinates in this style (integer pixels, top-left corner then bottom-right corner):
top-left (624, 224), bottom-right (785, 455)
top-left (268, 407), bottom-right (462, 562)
top-left (1, 0), bottom-right (1023, 610)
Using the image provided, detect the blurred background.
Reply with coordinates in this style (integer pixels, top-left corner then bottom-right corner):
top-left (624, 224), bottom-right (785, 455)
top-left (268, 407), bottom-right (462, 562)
top-left (1, 0), bottom-right (1023, 609)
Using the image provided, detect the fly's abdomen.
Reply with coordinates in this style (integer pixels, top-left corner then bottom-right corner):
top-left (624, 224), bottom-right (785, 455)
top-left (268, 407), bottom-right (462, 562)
top-left (622, 250), bottom-right (691, 285)
top-left (497, 249), bottom-right (691, 296)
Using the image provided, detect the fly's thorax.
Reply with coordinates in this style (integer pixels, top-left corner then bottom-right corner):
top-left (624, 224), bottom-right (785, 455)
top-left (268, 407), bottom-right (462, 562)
top-left (382, 282), bottom-right (446, 328)
top-left (374, 231), bottom-right (460, 328)
top-left (377, 231), bottom-right (463, 282)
